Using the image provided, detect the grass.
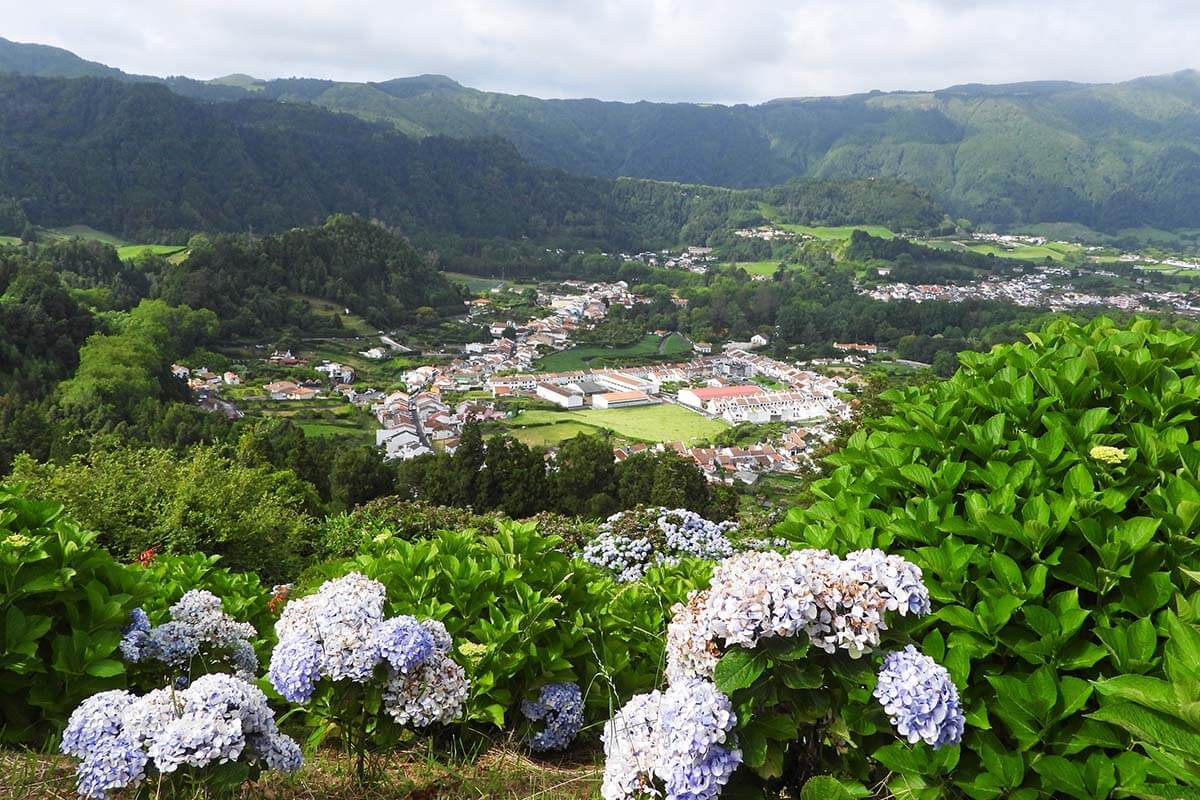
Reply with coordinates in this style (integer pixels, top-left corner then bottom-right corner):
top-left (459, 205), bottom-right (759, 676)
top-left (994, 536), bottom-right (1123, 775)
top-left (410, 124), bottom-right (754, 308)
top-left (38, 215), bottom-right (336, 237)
top-left (0, 235), bottom-right (20, 247)
top-left (507, 404), bottom-right (727, 445)
top-left (292, 294), bottom-right (380, 337)
top-left (733, 260), bottom-right (789, 276)
top-left (510, 421), bottom-right (600, 447)
top-left (778, 223), bottom-right (897, 240)
top-left (295, 421), bottom-right (373, 440)
top-left (442, 271), bottom-right (538, 292)
top-left (539, 335), bottom-right (664, 371)
top-left (661, 333), bottom-right (693, 356)
top-left (0, 746), bottom-right (602, 800)
top-left (116, 243), bottom-right (188, 260)
top-left (47, 224), bottom-right (126, 245)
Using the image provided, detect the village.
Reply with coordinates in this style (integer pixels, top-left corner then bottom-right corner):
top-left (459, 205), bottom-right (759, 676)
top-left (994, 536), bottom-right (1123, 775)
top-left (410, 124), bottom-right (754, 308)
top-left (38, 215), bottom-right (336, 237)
top-left (169, 275), bottom-right (863, 486)
top-left (864, 266), bottom-right (1200, 316)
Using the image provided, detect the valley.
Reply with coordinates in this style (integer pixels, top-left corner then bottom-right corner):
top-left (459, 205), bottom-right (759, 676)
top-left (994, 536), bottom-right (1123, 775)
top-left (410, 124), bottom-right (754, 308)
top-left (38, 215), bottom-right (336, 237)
top-left (1, 18), bottom-right (1199, 800)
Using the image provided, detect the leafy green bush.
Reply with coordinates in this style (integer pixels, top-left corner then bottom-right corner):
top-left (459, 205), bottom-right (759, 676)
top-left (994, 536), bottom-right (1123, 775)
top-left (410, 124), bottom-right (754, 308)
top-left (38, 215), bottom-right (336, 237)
top-left (1090, 589), bottom-right (1200, 799)
top-left (136, 552), bottom-right (275, 663)
top-left (0, 484), bottom-right (143, 744)
top-left (301, 519), bottom-right (710, 735)
top-left (321, 497), bottom-right (597, 558)
top-left (10, 447), bottom-right (320, 582)
top-left (777, 317), bottom-right (1200, 797)
top-left (302, 521), bottom-right (600, 729)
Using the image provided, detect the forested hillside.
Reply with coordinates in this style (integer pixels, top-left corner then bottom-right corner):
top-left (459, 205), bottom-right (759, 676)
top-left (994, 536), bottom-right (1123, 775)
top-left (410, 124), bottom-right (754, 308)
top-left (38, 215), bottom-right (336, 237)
top-left (250, 71), bottom-right (1200, 230)
top-left (0, 75), bottom-right (944, 246)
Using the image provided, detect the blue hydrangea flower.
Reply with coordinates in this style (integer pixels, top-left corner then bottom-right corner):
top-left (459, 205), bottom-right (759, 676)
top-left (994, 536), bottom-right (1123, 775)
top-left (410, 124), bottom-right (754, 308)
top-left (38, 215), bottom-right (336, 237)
top-left (662, 745), bottom-right (742, 800)
top-left (248, 732), bottom-right (304, 773)
top-left (62, 690), bottom-right (137, 758)
top-left (522, 683), bottom-right (584, 752)
top-left (64, 676), bottom-right (303, 797)
top-left (120, 591), bottom-right (258, 681)
top-left (148, 711), bottom-right (245, 773)
top-left (74, 736), bottom-right (148, 800)
top-left (874, 645), bottom-right (965, 749)
top-left (600, 678), bottom-right (741, 800)
top-left (375, 616), bottom-right (435, 674)
top-left (119, 609), bottom-right (152, 663)
top-left (267, 635), bottom-right (322, 703)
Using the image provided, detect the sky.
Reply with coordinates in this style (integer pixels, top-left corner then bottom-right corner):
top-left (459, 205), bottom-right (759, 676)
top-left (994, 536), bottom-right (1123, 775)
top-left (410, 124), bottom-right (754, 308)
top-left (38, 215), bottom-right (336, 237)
top-left (6, 0), bottom-right (1200, 104)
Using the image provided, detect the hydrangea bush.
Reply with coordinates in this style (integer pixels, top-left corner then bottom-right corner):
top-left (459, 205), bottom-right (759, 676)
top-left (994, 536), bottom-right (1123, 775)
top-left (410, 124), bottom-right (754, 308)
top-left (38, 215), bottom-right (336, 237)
top-left (582, 507), bottom-right (738, 581)
top-left (521, 682), bottom-right (585, 752)
top-left (602, 547), bottom-right (963, 798)
top-left (776, 317), bottom-right (1200, 798)
top-left (61, 674), bottom-right (301, 800)
top-left (267, 572), bottom-right (468, 777)
top-left (121, 590), bottom-right (259, 686)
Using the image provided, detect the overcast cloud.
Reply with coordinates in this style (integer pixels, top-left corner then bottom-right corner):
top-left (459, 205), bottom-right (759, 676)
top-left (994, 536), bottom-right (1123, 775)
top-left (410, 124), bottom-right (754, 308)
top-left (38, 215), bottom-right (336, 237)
top-left (6, 1), bottom-right (1199, 103)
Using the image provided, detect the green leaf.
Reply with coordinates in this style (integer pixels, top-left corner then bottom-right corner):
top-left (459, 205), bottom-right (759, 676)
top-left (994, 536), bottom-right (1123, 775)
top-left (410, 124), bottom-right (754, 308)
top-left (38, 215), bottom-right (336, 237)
top-left (83, 659), bottom-right (124, 679)
top-left (713, 648), bottom-right (768, 695)
top-left (801, 776), bottom-right (858, 800)
top-left (1033, 755), bottom-right (1087, 798)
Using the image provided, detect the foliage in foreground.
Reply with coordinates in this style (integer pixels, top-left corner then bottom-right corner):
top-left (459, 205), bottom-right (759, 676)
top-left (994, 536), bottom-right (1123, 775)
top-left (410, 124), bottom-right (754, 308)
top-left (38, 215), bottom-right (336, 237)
top-left (0, 486), bottom-right (143, 744)
top-left (778, 317), bottom-right (1200, 798)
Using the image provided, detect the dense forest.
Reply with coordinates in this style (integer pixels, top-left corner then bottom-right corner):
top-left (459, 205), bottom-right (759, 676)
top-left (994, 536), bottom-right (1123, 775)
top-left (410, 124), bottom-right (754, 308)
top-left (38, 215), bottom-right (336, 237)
top-left (0, 74), bottom-right (947, 250)
top-left (4, 36), bottom-right (1197, 231)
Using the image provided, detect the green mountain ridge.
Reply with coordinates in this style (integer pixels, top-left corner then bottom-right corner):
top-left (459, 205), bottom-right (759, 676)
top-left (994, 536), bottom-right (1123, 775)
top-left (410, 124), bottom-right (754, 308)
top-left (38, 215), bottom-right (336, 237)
top-left (2, 36), bottom-right (1198, 230)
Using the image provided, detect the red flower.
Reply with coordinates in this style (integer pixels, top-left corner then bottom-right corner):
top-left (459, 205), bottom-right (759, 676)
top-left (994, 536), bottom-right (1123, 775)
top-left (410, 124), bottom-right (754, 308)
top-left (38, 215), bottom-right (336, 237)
top-left (137, 547), bottom-right (157, 568)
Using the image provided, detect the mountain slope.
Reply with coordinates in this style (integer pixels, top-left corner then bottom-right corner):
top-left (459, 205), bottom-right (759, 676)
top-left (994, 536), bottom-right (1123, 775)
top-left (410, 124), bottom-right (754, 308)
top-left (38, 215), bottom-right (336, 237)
top-left (0, 36), bottom-right (132, 80)
top-left (3, 37), bottom-right (1194, 230)
top-left (0, 75), bottom-right (634, 243)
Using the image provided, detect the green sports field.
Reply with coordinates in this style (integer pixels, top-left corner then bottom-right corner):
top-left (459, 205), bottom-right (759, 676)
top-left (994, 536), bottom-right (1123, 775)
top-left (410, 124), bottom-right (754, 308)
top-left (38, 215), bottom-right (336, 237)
top-left (505, 403), bottom-right (726, 446)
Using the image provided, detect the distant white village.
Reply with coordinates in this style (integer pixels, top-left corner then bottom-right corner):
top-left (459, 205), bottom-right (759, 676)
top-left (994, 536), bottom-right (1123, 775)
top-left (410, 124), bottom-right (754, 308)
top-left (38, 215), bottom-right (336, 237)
top-left (864, 265), bottom-right (1200, 316)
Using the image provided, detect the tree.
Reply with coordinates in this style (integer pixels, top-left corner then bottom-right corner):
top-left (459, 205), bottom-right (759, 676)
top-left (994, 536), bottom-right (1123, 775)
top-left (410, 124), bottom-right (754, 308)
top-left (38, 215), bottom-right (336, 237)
top-left (329, 446), bottom-right (395, 512)
top-left (453, 421), bottom-right (486, 507)
top-left (19, 223), bottom-right (36, 244)
top-left (550, 433), bottom-right (615, 516)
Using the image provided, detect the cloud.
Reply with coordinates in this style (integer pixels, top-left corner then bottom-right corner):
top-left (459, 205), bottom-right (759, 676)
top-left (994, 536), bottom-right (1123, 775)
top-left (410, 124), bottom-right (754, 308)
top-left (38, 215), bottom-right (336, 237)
top-left (5, 0), bottom-right (1199, 103)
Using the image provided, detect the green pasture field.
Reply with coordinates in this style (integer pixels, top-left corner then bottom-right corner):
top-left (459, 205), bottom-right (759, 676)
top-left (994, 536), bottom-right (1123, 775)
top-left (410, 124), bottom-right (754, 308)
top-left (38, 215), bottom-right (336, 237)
top-left (505, 403), bottom-right (727, 446)
top-left (539, 334), bottom-right (663, 371)
top-left (733, 260), bottom-right (790, 276)
top-left (780, 223), bottom-right (897, 240)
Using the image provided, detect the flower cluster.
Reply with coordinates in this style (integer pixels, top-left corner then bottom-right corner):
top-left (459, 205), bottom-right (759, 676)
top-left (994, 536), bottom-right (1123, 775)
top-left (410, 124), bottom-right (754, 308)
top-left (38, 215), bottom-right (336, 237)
top-left (522, 683), bottom-right (584, 752)
top-left (120, 590), bottom-right (258, 681)
top-left (62, 675), bottom-right (301, 800)
top-left (601, 677), bottom-right (741, 800)
top-left (582, 507), bottom-right (737, 582)
top-left (267, 572), bottom-right (469, 727)
top-left (665, 548), bottom-right (931, 683)
top-left (874, 645), bottom-right (965, 749)
top-left (1090, 445), bottom-right (1128, 465)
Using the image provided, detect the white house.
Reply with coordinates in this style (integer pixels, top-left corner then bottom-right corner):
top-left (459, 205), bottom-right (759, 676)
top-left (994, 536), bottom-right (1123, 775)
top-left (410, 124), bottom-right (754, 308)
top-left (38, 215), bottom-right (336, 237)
top-left (315, 362), bottom-right (356, 384)
top-left (750, 334), bottom-right (770, 348)
top-left (593, 391), bottom-right (659, 409)
top-left (536, 383), bottom-right (584, 409)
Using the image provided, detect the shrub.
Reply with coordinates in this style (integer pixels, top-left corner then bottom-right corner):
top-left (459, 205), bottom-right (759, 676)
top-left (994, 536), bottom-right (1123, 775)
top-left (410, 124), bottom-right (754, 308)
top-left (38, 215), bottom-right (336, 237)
top-left (307, 521), bottom-right (597, 730)
top-left (0, 485), bottom-right (144, 744)
top-left (582, 507), bottom-right (738, 582)
top-left (320, 499), bottom-right (503, 557)
top-left (598, 547), bottom-right (960, 799)
top-left (60, 674), bottom-right (302, 800)
top-left (10, 447), bottom-right (320, 582)
top-left (135, 552), bottom-right (275, 649)
top-left (776, 317), bottom-right (1200, 797)
top-left (266, 572), bottom-right (468, 779)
